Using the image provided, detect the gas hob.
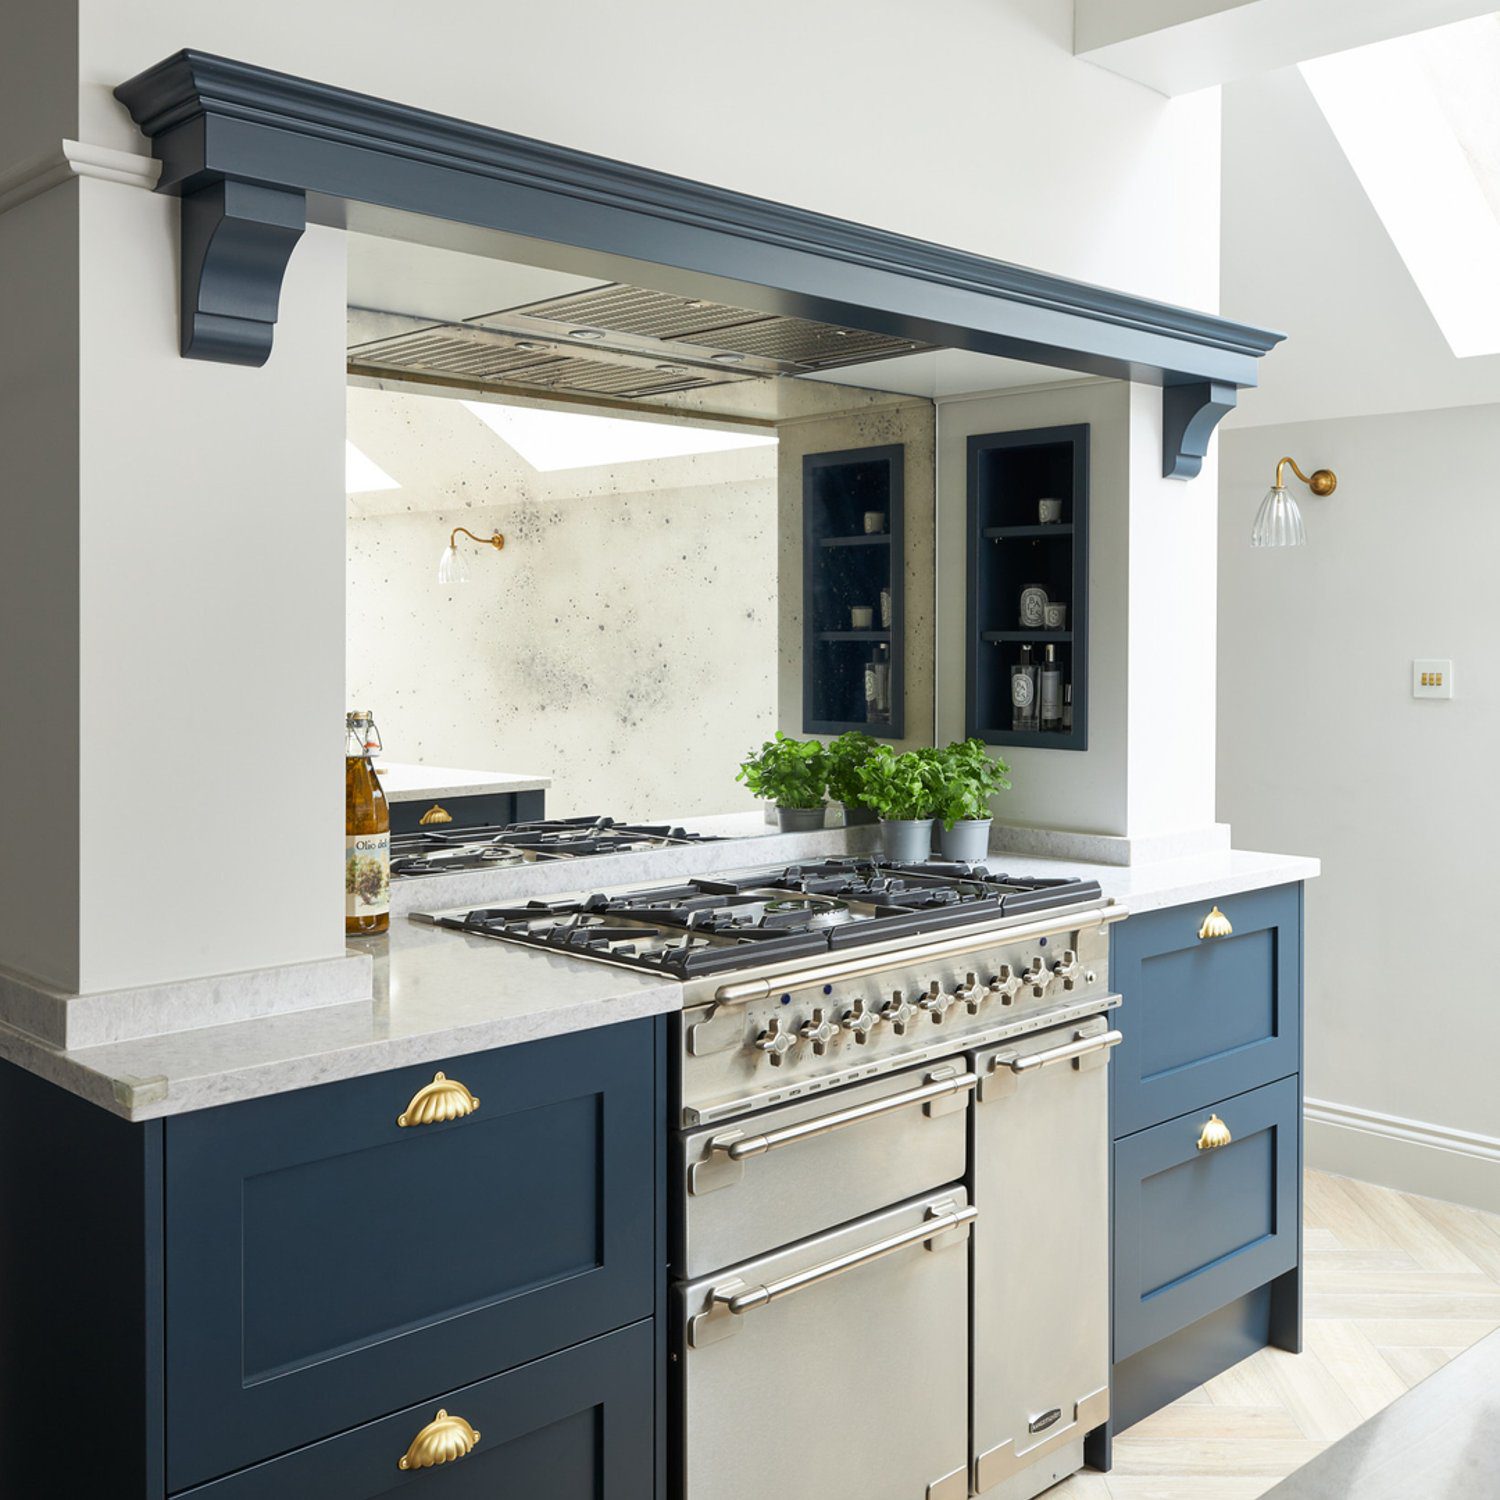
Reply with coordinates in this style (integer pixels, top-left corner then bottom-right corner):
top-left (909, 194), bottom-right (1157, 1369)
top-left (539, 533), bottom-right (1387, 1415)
top-left (424, 858), bottom-right (1104, 979)
top-left (390, 815), bottom-right (722, 878)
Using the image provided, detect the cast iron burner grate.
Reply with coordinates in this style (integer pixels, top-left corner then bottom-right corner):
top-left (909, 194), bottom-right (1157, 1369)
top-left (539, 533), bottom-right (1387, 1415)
top-left (390, 816), bottom-right (723, 877)
top-left (437, 858), bottom-right (1103, 978)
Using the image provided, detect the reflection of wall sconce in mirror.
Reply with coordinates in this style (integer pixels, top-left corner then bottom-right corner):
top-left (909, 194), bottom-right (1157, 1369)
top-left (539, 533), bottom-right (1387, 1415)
top-left (437, 525), bottom-right (505, 584)
top-left (1252, 457), bottom-right (1338, 549)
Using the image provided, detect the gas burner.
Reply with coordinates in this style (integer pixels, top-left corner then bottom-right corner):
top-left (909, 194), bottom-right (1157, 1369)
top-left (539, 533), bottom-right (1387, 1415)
top-left (431, 858), bottom-right (1104, 979)
top-left (390, 815), bottom-right (723, 877)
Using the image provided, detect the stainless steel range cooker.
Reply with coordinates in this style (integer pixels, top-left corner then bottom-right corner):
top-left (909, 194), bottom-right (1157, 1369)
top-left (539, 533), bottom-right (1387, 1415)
top-left (425, 857), bottom-right (1125, 1500)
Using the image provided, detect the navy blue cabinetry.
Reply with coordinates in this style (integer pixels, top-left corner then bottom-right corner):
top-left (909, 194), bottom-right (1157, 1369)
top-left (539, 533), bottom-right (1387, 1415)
top-left (1091, 884), bottom-right (1304, 1463)
top-left (0, 1017), bottom-right (665, 1499)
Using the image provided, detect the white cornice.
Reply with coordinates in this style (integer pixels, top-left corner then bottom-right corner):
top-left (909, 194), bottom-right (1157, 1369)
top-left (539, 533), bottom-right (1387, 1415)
top-left (0, 139), bottom-right (160, 217)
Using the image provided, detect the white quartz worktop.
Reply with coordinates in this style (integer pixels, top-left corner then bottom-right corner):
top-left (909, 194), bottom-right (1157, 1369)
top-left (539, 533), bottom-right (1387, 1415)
top-left (0, 839), bottom-right (1317, 1123)
top-left (375, 761), bottom-right (551, 802)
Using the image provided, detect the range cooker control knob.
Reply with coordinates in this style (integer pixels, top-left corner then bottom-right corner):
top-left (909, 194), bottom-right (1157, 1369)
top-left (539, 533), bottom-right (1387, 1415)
top-left (798, 1008), bottom-right (841, 1056)
top-left (1052, 949), bottom-right (1081, 991)
top-left (989, 964), bottom-right (1025, 1005)
top-left (754, 1016), bottom-right (798, 1067)
top-left (842, 998), bottom-right (882, 1045)
top-left (1024, 957), bottom-right (1052, 998)
top-left (881, 989), bottom-right (919, 1036)
top-left (955, 972), bottom-right (987, 1015)
top-left (919, 980), bottom-right (959, 1024)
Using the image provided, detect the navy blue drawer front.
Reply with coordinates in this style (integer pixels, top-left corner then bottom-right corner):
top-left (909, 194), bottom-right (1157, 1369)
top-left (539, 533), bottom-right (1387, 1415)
top-left (178, 1319), bottom-right (655, 1499)
top-left (1110, 884), bottom-right (1301, 1137)
top-left (1113, 1075), bottom-right (1300, 1363)
top-left (165, 1021), bottom-right (657, 1492)
top-left (387, 787), bottom-right (544, 834)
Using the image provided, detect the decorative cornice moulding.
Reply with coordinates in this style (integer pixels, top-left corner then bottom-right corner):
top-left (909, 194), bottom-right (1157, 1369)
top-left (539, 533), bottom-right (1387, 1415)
top-left (0, 139), bottom-right (160, 217)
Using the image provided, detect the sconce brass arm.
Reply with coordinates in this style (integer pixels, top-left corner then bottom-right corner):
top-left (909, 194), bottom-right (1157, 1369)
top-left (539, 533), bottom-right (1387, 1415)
top-left (449, 526), bottom-right (506, 551)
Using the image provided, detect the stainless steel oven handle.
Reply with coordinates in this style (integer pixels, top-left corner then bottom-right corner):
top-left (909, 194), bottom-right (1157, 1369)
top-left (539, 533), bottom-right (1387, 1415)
top-left (714, 1203), bottom-right (979, 1316)
top-left (1003, 1029), bottom-right (1123, 1074)
top-left (712, 1071), bottom-right (978, 1162)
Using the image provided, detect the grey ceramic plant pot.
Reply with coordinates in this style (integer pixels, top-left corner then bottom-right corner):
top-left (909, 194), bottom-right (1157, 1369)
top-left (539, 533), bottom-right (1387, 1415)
top-left (938, 817), bottom-right (992, 862)
top-left (777, 804), bottom-right (828, 832)
top-left (880, 817), bottom-right (935, 862)
top-left (841, 803), bottom-right (878, 827)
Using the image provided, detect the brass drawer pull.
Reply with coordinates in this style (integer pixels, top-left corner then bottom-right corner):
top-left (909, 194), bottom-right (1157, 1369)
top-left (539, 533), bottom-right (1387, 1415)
top-left (1197, 1114), bottom-right (1233, 1151)
top-left (398, 1408), bottom-right (481, 1470)
top-left (418, 803), bottom-right (453, 825)
top-left (398, 1072), bottom-right (480, 1128)
top-left (1197, 906), bottom-right (1233, 940)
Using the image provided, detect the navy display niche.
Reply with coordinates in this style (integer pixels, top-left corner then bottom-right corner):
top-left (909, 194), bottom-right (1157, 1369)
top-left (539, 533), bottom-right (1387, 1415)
top-left (0, 1018), bottom-right (666, 1499)
top-left (802, 445), bottom-right (905, 738)
top-left (966, 424), bottom-right (1089, 750)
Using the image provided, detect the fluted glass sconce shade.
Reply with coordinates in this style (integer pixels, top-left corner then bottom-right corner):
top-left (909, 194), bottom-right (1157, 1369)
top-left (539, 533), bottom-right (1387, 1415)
top-left (436, 543), bottom-right (470, 584)
top-left (1251, 486), bottom-right (1306, 548)
top-left (1251, 456), bottom-right (1337, 548)
top-left (436, 525), bottom-right (504, 585)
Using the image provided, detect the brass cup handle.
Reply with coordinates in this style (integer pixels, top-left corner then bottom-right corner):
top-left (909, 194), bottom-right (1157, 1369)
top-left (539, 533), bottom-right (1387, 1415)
top-left (398, 1408), bottom-right (481, 1470)
top-left (398, 1072), bottom-right (481, 1128)
top-left (1197, 1114), bottom-right (1233, 1151)
top-left (1198, 906), bottom-right (1233, 940)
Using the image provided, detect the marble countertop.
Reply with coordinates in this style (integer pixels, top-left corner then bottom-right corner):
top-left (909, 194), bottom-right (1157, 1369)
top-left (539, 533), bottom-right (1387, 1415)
top-left (0, 838), bottom-right (1318, 1123)
top-left (375, 761), bottom-right (551, 802)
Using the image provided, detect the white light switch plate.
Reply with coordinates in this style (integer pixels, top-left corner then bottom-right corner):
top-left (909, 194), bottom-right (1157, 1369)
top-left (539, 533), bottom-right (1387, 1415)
top-left (1412, 659), bottom-right (1454, 699)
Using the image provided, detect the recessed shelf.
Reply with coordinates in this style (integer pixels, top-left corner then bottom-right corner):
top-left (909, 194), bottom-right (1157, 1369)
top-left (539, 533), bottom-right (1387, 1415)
top-left (803, 445), bottom-right (904, 740)
top-left (982, 524), bottom-right (1074, 540)
top-left (966, 425), bottom-right (1089, 751)
top-left (981, 630), bottom-right (1073, 644)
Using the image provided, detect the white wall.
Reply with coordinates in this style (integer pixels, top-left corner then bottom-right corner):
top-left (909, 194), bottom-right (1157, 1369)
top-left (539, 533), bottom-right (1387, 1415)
top-left (936, 379), bottom-right (1218, 839)
top-left (76, 0), bottom-right (1221, 311)
top-left (347, 386), bottom-right (777, 820)
top-left (1218, 405), bottom-right (1500, 1210)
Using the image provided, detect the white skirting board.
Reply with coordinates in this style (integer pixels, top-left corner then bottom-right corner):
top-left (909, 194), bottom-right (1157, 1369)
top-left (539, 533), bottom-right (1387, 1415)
top-left (1305, 1098), bottom-right (1500, 1215)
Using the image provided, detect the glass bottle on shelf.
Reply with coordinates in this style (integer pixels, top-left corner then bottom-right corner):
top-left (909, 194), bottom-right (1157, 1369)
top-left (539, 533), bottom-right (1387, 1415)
top-left (1011, 645), bottom-right (1039, 732)
top-left (345, 710), bottom-right (390, 936)
top-left (1061, 683), bottom-right (1074, 733)
top-left (1040, 644), bottom-right (1063, 730)
top-left (864, 645), bottom-right (892, 724)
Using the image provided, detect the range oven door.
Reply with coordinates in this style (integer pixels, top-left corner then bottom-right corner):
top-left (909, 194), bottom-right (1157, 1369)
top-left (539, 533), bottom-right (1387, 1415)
top-left (970, 1012), bottom-right (1121, 1499)
top-left (677, 1188), bottom-right (974, 1500)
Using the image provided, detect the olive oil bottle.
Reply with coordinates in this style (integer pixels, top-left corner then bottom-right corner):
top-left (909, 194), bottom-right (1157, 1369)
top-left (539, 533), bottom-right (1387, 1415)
top-left (345, 710), bottom-right (390, 936)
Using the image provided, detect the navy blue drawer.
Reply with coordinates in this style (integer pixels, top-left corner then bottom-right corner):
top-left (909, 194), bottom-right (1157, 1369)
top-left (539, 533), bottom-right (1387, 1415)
top-left (387, 787), bottom-right (544, 834)
top-left (164, 1021), bottom-right (658, 1491)
top-left (1113, 1075), bottom-right (1300, 1362)
top-left (1110, 884), bottom-right (1301, 1137)
top-left (177, 1319), bottom-right (655, 1498)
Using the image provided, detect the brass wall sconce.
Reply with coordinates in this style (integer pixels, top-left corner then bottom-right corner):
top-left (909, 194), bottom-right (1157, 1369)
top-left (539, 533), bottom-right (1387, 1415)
top-left (1252, 457), bottom-right (1338, 549)
top-left (437, 525), bottom-right (505, 584)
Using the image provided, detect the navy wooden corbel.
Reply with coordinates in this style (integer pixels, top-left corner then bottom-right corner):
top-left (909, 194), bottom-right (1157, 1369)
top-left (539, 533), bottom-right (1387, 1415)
top-left (1162, 381), bottom-right (1238, 480)
top-left (179, 179), bottom-right (305, 365)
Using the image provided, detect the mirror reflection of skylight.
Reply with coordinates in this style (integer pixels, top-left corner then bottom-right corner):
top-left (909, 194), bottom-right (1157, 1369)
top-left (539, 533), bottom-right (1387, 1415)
top-left (1301, 15), bottom-right (1500, 359)
top-left (462, 401), bottom-right (777, 473)
top-left (345, 440), bottom-right (401, 493)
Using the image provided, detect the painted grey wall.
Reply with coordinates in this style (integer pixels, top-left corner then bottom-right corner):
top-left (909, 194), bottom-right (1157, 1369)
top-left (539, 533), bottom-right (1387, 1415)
top-left (347, 385), bottom-right (777, 820)
top-left (1218, 404), bottom-right (1500, 1207)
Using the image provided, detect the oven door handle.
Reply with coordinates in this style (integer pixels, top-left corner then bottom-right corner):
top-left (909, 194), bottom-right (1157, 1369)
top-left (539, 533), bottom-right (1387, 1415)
top-left (1003, 1029), bottom-right (1122, 1074)
top-left (715, 1202), bottom-right (979, 1316)
top-left (710, 1069), bottom-right (978, 1164)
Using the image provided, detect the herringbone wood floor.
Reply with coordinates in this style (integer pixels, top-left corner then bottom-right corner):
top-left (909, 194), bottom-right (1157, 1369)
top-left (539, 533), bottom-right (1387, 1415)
top-left (1050, 1169), bottom-right (1500, 1500)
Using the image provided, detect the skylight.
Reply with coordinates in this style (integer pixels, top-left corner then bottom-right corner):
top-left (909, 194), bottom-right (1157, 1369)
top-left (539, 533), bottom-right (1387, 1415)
top-left (345, 440), bottom-right (400, 493)
top-left (462, 401), bottom-right (777, 473)
top-left (1301, 15), bottom-right (1500, 359)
